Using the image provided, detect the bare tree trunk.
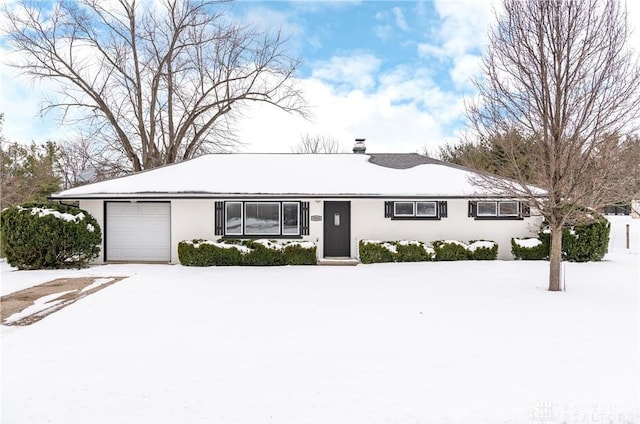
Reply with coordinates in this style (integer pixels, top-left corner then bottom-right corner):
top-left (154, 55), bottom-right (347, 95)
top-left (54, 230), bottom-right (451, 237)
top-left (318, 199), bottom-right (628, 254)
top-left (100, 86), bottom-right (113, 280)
top-left (548, 225), bottom-right (563, 292)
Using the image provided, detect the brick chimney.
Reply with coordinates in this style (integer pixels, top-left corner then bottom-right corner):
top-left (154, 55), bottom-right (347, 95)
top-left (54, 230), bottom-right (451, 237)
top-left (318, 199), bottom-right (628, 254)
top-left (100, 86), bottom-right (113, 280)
top-left (353, 138), bottom-right (366, 154)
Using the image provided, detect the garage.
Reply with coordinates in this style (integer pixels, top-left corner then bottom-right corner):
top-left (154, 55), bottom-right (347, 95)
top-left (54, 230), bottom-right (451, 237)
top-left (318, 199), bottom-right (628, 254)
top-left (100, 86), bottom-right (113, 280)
top-left (106, 202), bottom-right (171, 262)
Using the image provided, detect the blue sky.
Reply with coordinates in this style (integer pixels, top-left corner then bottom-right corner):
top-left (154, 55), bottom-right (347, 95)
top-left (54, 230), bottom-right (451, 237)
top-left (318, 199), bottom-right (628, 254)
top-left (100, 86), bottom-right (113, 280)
top-left (1, 0), bottom-right (638, 154)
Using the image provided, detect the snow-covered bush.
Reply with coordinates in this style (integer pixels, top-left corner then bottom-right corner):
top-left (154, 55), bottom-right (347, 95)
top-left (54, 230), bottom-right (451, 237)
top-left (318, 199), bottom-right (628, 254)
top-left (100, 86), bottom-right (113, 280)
top-left (0, 202), bottom-right (101, 269)
top-left (359, 240), bottom-right (396, 264)
top-left (359, 240), bottom-right (435, 264)
top-left (511, 237), bottom-right (548, 260)
top-left (432, 240), bottom-right (469, 261)
top-left (178, 240), bottom-right (246, 266)
top-left (538, 214), bottom-right (610, 262)
top-left (242, 240), bottom-right (285, 266)
top-left (282, 242), bottom-right (318, 265)
top-left (467, 240), bottom-right (498, 260)
top-left (395, 240), bottom-right (435, 262)
top-left (178, 239), bottom-right (317, 266)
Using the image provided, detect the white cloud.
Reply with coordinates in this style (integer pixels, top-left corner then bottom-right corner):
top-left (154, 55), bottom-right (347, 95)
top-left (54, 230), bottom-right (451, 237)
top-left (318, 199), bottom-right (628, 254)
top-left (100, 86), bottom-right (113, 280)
top-left (392, 7), bottom-right (409, 31)
top-left (235, 55), bottom-right (465, 154)
top-left (311, 53), bottom-right (382, 92)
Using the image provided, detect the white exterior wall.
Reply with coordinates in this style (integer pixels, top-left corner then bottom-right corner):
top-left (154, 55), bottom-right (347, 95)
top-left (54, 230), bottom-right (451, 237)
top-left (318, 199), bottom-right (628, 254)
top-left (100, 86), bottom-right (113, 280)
top-left (632, 199), bottom-right (640, 219)
top-left (170, 199), bottom-right (216, 263)
top-left (83, 197), bottom-right (543, 264)
top-left (346, 199), bottom-right (541, 260)
top-left (79, 200), bottom-right (105, 263)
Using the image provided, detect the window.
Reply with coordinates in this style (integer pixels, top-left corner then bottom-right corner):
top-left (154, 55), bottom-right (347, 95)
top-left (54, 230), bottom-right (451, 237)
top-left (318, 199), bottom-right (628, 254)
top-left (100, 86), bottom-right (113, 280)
top-left (469, 200), bottom-right (527, 220)
top-left (416, 202), bottom-right (437, 217)
top-left (216, 201), bottom-right (309, 237)
top-left (498, 201), bottom-right (519, 216)
top-left (477, 201), bottom-right (498, 216)
top-left (394, 202), bottom-right (414, 216)
top-left (225, 202), bottom-right (242, 235)
top-left (245, 202), bottom-right (280, 235)
top-left (282, 202), bottom-right (300, 235)
top-left (385, 201), bottom-right (446, 219)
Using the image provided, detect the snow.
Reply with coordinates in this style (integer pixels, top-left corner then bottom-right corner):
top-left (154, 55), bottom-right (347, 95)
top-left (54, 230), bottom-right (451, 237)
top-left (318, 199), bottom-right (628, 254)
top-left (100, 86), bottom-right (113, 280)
top-left (467, 240), bottom-right (497, 251)
top-left (514, 237), bottom-right (543, 248)
top-left (80, 277), bottom-right (117, 293)
top-left (18, 206), bottom-right (85, 223)
top-left (1, 217), bottom-right (638, 424)
top-left (51, 154), bottom-right (530, 198)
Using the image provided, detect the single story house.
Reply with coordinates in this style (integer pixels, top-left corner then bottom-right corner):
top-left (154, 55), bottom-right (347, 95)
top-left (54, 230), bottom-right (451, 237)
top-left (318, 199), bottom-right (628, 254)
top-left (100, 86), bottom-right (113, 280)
top-left (50, 144), bottom-right (544, 263)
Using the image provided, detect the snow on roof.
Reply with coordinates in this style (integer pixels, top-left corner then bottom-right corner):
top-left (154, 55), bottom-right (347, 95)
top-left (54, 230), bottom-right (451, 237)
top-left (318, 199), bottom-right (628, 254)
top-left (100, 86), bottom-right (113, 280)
top-left (52, 153), bottom-right (520, 199)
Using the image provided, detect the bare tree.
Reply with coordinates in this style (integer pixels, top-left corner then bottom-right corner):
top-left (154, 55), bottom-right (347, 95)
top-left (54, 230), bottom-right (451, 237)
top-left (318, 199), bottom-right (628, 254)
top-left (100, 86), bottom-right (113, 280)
top-left (291, 134), bottom-right (344, 153)
top-left (2, 0), bottom-right (306, 172)
top-left (55, 136), bottom-right (130, 189)
top-left (466, 0), bottom-right (640, 291)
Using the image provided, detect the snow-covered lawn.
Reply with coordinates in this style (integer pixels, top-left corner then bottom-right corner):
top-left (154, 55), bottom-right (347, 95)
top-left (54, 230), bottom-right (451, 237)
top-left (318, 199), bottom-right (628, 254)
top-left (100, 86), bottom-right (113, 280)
top-left (1, 217), bottom-right (638, 424)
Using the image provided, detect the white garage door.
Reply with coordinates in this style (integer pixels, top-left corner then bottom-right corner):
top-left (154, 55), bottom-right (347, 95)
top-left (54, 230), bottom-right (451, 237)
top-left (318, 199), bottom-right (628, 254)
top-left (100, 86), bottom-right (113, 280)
top-left (106, 202), bottom-right (171, 262)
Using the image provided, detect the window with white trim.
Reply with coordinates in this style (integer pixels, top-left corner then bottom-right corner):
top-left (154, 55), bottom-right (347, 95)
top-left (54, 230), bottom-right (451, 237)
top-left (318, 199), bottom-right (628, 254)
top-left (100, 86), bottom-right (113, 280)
top-left (468, 200), bottom-right (529, 220)
top-left (245, 202), bottom-right (280, 235)
top-left (385, 201), bottom-right (446, 219)
top-left (282, 202), bottom-right (300, 235)
top-left (225, 202), bottom-right (243, 235)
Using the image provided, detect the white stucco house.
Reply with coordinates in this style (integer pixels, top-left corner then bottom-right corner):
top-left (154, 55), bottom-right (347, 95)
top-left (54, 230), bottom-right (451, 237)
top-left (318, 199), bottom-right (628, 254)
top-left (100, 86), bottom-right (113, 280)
top-left (50, 146), bottom-right (544, 263)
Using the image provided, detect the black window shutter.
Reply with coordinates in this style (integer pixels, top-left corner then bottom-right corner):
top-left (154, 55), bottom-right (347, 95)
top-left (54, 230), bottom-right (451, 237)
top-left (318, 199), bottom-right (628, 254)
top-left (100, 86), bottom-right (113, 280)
top-left (468, 201), bottom-right (477, 217)
top-left (301, 202), bottom-right (310, 235)
top-left (384, 201), bottom-right (393, 218)
top-left (214, 201), bottom-right (224, 235)
top-left (521, 202), bottom-right (531, 217)
top-left (438, 201), bottom-right (448, 218)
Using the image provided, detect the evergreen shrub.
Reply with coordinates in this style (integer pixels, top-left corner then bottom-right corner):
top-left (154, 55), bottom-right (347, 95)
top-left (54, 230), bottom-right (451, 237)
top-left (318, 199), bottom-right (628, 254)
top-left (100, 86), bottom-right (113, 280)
top-left (432, 240), bottom-right (469, 261)
top-left (537, 212), bottom-right (610, 262)
top-left (0, 202), bottom-right (101, 269)
top-left (395, 241), bottom-right (434, 262)
top-left (467, 240), bottom-right (498, 260)
top-left (178, 239), bottom-right (316, 266)
top-left (358, 240), bottom-right (396, 264)
top-left (511, 238), bottom-right (549, 260)
top-left (178, 240), bottom-right (244, 266)
top-left (282, 243), bottom-right (317, 265)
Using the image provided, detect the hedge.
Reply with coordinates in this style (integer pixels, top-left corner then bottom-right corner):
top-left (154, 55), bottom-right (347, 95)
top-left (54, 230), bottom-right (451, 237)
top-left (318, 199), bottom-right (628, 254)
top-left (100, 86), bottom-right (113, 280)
top-left (0, 202), bottom-right (102, 269)
top-left (467, 240), bottom-right (499, 260)
top-left (511, 237), bottom-right (548, 260)
top-left (178, 239), bottom-right (317, 266)
top-left (512, 212), bottom-right (610, 262)
top-left (432, 240), bottom-right (470, 261)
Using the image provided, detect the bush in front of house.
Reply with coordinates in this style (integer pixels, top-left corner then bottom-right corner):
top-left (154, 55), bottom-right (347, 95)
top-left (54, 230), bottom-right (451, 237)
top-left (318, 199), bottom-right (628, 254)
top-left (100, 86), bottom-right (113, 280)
top-left (242, 240), bottom-right (285, 266)
top-left (467, 240), bottom-right (498, 260)
top-left (282, 242), bottom-right (317, 265)
top-left (432, 240), bottom-right (470, 261)
top-left (0, 202), bottom-right (101, 269)
top-left (178, 239), bottom-right (316, 266)
top-left (511, 237), bottom-right (549, 260)
top-left (395, 241), bottom-right (435, 262)
top-left (359, 240), bottom-right (397, 264)
top-left (178, 240), bottom-right (245, 266)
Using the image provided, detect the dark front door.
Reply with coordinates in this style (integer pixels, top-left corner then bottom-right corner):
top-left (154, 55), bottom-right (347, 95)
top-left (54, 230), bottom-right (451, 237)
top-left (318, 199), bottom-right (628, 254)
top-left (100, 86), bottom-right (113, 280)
top-left (324, 201), bottom-right (351, 257)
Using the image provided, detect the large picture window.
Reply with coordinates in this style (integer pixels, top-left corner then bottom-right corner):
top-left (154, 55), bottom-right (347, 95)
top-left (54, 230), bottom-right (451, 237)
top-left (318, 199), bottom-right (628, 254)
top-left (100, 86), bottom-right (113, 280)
top-left (218, 201), bottom-right (308, 237)
top-left (245, 202), bottom-right (280, 235)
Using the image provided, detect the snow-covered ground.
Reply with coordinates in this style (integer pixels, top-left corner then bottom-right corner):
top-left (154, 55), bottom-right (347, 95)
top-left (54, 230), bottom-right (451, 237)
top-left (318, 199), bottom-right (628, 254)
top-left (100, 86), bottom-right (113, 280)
top-left (1, 217), bottom-right (638, 424)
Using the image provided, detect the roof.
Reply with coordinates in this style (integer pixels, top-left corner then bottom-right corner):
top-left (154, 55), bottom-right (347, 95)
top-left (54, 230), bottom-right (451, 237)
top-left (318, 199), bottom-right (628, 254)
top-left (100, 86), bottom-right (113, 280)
top-left (51, 153), bottom-right (512, 199)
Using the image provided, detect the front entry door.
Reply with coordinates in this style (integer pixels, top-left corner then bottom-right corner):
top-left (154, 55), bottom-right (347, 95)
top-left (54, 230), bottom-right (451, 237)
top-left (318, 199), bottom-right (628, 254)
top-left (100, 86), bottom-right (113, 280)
top-left (324, 201), bottom-right (351, 257)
